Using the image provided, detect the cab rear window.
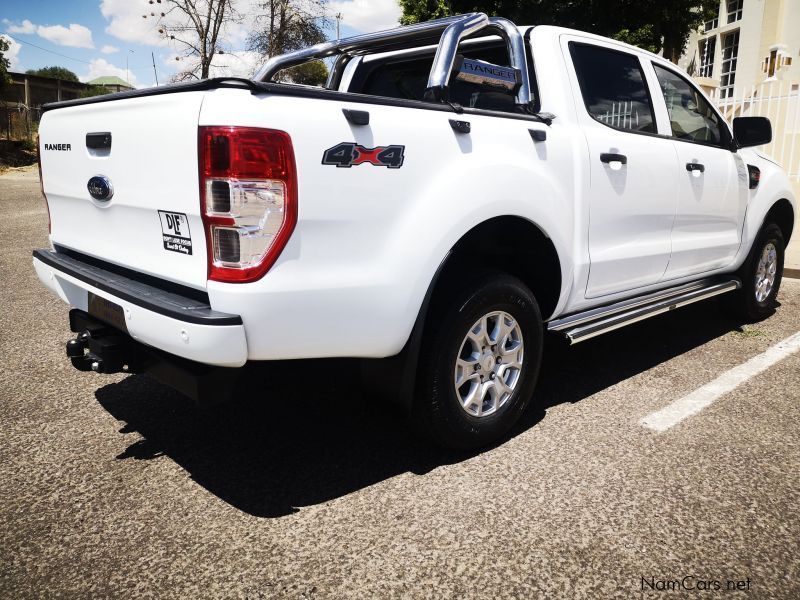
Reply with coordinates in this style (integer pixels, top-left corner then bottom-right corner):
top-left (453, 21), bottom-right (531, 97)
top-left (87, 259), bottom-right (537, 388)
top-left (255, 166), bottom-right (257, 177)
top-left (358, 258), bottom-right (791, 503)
top-left (353, 44), bottom-right (533, 114)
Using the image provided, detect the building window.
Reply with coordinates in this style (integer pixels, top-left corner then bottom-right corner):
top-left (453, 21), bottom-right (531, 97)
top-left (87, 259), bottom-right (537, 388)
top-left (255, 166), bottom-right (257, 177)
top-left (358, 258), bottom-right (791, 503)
top-left (726, 0), bottom-right (743, 23)
top-left (762, 47), bottom-right (794, 78)
top-left (704, 17), bottom-right (718, 32)
top-left (720, 30), bottom-right (739, 99)
top-left (767, 49), bottom-right (778, 77)
top-left (698, 37), bottom-right (716, 77)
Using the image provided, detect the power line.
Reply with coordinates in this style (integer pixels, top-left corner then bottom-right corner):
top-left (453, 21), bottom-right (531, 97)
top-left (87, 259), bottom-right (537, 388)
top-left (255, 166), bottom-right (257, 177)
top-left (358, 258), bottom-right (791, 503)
top-left (2, 33), bottom-right (92, 65)
top-left (3, 32), bottom-right (155, 82)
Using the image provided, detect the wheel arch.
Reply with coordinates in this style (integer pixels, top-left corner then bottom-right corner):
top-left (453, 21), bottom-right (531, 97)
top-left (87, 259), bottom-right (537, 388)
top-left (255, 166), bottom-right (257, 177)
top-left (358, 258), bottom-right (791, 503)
top-left (428, 216), bottom-right (562, 320)
top-left (765, 198), bottom-right (794, 244)
top-left (362, 215), bottom-right (563, 410)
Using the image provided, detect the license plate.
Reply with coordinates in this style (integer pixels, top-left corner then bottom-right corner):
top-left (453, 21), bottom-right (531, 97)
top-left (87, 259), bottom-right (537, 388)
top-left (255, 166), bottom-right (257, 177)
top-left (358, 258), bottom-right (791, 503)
top-left (88, 293), bottom-right (128, 333)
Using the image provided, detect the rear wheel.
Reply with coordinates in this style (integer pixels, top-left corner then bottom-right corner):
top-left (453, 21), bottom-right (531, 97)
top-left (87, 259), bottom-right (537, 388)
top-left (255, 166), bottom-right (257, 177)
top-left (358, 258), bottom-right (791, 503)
top-left (414, 273), bottom-right (543, 450)
top-left (724, 223), bottom-right (784, 321)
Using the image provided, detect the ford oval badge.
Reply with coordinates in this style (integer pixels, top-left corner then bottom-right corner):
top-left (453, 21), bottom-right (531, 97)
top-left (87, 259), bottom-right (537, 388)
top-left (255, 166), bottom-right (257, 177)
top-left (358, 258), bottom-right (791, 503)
top-left (87, 175), bottom-right (113, 201)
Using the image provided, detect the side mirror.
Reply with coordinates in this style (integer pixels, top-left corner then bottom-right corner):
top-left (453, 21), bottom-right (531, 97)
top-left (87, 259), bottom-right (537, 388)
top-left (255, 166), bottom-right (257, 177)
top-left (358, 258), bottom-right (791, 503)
top-left (733, 116), bottom-right (772, 148)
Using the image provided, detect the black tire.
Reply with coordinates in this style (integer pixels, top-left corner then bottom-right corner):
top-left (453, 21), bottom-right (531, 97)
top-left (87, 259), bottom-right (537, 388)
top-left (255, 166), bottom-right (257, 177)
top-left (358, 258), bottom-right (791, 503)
top-left (413, 272), bottom-right (543, 450)
top-left (723, 223), bottom-right (784, 322)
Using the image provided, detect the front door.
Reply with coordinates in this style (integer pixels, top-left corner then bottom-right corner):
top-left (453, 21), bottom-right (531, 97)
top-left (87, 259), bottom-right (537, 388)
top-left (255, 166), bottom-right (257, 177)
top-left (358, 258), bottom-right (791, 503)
top-left (649, 63), bottom-right (748, 279)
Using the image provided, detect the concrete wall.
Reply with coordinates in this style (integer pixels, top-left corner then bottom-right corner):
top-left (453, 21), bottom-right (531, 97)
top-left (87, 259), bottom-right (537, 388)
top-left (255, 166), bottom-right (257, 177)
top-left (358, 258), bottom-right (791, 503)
top-left (3, 72), bottom-right (91, 106)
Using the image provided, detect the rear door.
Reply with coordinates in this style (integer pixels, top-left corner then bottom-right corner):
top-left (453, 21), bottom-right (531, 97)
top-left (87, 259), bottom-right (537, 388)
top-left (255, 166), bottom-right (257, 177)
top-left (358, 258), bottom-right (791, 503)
top-left (647, 62), bottom-right (747, 278)
top-left (566, 39), bottom-right (679, 298)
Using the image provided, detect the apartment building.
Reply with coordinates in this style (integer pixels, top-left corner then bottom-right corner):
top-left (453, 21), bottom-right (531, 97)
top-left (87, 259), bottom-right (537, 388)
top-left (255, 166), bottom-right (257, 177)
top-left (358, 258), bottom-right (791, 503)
top-left (678, 0), bottom-right (800, 180)
top-left (679, 0), bottom-right (799, 97)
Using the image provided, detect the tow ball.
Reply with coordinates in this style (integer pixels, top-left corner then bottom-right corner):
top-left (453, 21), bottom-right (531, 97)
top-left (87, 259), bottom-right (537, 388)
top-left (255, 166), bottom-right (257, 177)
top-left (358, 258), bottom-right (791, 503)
top-left (64, 309), bottom-right (239, 405)
top-left (65, 310), bottom-right (146, 374)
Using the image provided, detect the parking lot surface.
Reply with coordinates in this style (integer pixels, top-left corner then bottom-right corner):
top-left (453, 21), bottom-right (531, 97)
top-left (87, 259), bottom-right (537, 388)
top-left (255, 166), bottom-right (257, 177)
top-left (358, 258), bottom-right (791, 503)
top-left (1, 167), bottom-right (799, 598)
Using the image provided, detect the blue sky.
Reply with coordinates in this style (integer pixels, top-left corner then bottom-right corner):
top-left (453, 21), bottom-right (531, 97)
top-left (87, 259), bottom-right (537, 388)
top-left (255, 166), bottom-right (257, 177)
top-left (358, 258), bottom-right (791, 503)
top-left (1, 0), bottom-right (402, 88)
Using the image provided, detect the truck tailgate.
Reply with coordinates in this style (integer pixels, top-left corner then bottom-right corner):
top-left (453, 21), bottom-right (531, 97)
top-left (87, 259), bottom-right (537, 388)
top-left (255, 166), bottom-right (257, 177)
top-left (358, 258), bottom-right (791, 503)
top-left (39, 91), bottom-right (208, 289)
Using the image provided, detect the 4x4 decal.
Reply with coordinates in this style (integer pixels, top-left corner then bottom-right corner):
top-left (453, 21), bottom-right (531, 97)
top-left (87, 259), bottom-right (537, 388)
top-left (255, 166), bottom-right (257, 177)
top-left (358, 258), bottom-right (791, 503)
top-left (322, 142), bottom-right (405, 169)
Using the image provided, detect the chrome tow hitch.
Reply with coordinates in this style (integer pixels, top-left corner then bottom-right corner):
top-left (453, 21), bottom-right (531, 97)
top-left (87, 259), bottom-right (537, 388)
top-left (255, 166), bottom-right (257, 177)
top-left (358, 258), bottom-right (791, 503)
top-left (65, 311), bottom-right (146, 374)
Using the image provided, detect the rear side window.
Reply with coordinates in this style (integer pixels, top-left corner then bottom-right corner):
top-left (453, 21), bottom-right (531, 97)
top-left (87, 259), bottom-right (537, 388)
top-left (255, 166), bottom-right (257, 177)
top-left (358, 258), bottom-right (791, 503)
top-left (569, 42), bottom-right (656, 133)
top-left (652, 64), bottom-right (724, 145)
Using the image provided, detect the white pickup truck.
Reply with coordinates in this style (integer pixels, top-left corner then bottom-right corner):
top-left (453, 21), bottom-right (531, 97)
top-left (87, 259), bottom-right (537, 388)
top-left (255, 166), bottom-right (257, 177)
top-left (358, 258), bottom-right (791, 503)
top-left (34, 14), bottom-right (795, 449)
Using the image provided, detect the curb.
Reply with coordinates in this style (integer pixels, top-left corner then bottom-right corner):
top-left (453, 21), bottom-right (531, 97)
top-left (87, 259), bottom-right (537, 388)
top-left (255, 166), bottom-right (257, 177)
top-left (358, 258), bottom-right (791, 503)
top-left (786, 268), bottom-right (800, 280)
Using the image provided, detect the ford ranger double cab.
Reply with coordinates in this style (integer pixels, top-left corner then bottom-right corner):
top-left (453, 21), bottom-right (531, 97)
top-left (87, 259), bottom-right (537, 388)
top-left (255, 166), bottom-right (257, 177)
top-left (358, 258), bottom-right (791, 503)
top-left (34, 14), bottom-right (795, 449)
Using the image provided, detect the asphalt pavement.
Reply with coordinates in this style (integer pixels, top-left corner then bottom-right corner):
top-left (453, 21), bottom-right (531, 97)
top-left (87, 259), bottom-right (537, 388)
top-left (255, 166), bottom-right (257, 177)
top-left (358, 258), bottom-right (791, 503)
top-left (1, 166), bottom-right (799, 598)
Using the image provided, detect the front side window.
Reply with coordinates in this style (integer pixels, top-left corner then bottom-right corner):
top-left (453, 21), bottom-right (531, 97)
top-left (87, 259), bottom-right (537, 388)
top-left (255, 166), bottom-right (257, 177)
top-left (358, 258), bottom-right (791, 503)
top-left (727, 0), bottom-right (743, 23)
top-left (653, 64), bottom-right (724, 145)
top-left (569, 42), bottom-right (656, 133)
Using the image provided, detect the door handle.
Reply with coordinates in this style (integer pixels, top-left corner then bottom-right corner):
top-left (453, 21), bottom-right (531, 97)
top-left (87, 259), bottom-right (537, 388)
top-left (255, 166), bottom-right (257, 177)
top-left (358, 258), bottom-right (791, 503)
top-left (685, 162), bottom-right (705, 173)
top-left (600, 153), bottom-right (627, 164)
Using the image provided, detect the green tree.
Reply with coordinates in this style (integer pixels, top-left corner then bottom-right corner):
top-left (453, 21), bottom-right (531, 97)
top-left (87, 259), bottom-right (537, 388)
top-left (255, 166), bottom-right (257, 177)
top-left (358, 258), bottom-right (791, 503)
top-left (400, 0), bottom-right (451, 24)
top-left (78, 85), bottom-right (109, 99)
top-left (0, 37), bottom-right (12, 95)
top-left (281, 59), bottom-right (328, 86)
top-left (399, 0), bottom-right (715, 63)
top-left (25, 66), bottom-right (80, 82)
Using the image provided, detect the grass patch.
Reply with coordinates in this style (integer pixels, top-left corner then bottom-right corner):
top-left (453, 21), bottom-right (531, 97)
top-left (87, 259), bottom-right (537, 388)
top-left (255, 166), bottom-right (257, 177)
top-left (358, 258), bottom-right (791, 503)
top-left (735, 325), bottom-right (765, 338)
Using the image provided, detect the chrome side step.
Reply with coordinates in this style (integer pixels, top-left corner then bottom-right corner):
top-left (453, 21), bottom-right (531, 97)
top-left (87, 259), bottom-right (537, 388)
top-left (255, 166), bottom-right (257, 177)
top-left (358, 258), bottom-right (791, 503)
top-left (548, 277), bottom-right (741, 345)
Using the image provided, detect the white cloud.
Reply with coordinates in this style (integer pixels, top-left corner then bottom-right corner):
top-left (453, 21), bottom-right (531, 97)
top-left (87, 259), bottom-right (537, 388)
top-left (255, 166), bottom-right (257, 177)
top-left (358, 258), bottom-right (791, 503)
top-left (81, 58), bottom-right (139, 87)
top-left (5, 19), bottom-right (95, 48)
top-left (101, 0), bottom-right (263, 50)
top-left (328, 0), bottom-right (401, 33)
top-left (0, 35), bottom-right (22, 71)
top-left (100, 0), bottom-right (167, 46)
top-left (7, 19), bottom-right (36, 34)
top-left (101, 44), bottom-right (119, 54)
top-left (208, 50), bottom-right (263, 78)
top-left (162, 49), bottom-right (263, 80)
top-left (36, 23), bottom-right (95, 48)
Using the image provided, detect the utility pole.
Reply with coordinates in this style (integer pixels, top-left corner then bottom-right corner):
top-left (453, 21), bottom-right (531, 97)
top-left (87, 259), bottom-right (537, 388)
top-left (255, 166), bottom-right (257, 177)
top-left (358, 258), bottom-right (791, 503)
top-left (335, 12), bottom-right (342, 40)
top-left (151, 52), bottom-right (159, 86)
top-left (126, 49), bottom-right (134, 86)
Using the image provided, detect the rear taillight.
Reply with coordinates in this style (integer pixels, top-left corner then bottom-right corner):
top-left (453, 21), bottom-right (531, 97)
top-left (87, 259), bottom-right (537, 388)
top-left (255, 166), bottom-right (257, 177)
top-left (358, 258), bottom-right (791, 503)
top-left (36, 137), bottom-right (51, 233)
top-left (199, 126), bottom-right (297, 283)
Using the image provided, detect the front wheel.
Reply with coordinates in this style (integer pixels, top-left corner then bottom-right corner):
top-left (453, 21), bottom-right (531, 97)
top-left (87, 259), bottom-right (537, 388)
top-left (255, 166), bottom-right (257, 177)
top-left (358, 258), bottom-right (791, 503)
top-left (724, 223), bottom-right (785, 322)
top-left (414, 273), bottom-right (543, 450)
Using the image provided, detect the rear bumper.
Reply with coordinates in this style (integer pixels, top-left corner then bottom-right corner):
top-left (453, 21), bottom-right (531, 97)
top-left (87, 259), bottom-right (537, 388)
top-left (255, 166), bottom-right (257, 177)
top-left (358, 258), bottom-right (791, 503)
top-left (33, 248), bottom-right (248, 367)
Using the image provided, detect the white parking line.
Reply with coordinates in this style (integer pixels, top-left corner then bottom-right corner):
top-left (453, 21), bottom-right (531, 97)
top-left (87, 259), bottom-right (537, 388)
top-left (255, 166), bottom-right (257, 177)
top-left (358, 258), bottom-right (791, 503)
top-left (640, 331), bottom-right (800, 433)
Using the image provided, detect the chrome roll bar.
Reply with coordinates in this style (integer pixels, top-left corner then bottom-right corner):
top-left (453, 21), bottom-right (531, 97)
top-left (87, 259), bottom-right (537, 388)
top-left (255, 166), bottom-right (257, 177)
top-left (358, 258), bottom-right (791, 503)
top-left (253, 13), bottom-right (532, 109)
top-left (490, 17), bottom-right (532, 108)
top-left (424, 15), bottom-right (530, 107)
top-left (422, 12), bottom-right (489, 101)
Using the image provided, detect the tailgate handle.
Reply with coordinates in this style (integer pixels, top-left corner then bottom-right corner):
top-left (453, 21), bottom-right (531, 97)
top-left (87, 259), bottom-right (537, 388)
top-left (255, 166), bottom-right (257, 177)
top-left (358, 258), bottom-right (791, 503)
top-left (86, 132), bottom-right (112, 149)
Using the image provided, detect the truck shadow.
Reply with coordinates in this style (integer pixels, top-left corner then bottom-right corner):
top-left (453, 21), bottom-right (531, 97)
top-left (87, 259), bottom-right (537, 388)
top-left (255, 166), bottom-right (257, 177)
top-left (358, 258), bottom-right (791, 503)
top-left (95, 300), bottom-right (746, 518)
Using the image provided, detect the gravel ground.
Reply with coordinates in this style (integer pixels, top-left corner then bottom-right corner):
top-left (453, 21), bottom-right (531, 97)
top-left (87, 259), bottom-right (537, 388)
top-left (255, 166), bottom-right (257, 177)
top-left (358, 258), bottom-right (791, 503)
top-left (1, 167), bottom-right (799, 598)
